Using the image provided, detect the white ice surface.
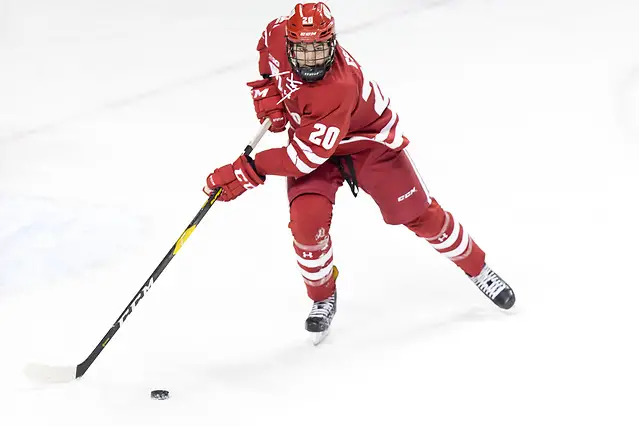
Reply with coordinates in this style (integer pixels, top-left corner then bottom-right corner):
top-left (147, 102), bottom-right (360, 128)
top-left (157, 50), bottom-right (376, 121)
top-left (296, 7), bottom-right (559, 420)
top-left (1, 0), bottom-right (639, 425)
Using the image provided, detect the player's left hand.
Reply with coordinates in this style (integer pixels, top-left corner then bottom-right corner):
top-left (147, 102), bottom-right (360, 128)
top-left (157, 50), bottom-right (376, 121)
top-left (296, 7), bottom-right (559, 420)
top-left (247, 78), bottom-right (288, 133)
top-left (203, 155), bottom-right (265, 202)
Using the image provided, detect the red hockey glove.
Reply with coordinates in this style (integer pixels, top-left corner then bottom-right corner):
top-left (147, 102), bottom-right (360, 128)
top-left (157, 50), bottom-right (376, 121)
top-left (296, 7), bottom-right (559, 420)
top-left (204, 155), bottom-right (265, 202)
top-left (247, 78), bottom-right (288, 133)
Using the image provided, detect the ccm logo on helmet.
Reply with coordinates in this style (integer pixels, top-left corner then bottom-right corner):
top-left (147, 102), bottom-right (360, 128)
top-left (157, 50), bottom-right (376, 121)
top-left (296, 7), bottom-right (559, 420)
top-left (300, 31), bottom-right (318, 36)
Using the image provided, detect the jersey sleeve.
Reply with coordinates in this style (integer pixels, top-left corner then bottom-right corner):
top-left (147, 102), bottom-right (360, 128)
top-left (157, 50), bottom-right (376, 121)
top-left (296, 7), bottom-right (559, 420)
top-left (256, 25), bottom-right (271, 78)
top-left (254, 83), bottom-right (357, 177)
top-left (256, 17), bottom-right (287, 78)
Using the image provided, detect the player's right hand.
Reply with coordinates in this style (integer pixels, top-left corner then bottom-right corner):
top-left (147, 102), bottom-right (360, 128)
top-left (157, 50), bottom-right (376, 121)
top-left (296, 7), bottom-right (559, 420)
top-left (203, 154), bottom-right (265, 202)
top-left (247, 78), bottom-right (288, 133)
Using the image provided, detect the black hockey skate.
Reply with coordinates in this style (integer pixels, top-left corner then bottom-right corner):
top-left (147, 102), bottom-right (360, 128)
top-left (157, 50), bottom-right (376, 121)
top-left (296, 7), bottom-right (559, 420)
top-left (470, 264), bottom-right (516, 309)
top-left (305, 267), bottom-right (338, 345)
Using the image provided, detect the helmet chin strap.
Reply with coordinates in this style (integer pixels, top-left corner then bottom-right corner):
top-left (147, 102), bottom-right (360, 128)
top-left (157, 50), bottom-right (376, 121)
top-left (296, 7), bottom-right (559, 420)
top-left (297, 66), bottom-right (328, 83)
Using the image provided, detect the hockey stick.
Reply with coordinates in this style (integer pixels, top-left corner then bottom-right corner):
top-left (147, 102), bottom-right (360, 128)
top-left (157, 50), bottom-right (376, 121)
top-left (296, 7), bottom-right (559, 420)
top-left (24, 119), bottom-right (271, 383)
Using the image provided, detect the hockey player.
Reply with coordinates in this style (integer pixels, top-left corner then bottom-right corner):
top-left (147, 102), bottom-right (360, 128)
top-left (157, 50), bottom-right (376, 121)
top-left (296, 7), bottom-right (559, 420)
top-left (204, 3), bottom-right (515, 344)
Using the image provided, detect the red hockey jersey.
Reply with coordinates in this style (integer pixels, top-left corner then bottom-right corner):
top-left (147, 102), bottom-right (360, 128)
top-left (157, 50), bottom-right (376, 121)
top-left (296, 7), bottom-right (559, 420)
top-left (252, 17), bottom-right (409, 178)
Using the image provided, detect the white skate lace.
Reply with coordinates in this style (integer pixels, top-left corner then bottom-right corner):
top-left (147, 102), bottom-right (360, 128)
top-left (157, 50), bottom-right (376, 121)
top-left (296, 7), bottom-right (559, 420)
top-left (472, 266), bottom-right (507, 299)
top-left (309, 295), bottom-right (335, 318)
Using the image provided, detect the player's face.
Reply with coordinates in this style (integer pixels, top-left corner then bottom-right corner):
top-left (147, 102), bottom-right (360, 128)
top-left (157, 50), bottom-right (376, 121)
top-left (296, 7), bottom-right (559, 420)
top-left (291, 41), bottom-right (331, 67)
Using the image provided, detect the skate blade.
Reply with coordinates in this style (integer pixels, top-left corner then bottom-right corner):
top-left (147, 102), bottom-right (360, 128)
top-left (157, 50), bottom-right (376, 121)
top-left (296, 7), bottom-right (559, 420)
top-left (310, 330), bottom-right (330, 346)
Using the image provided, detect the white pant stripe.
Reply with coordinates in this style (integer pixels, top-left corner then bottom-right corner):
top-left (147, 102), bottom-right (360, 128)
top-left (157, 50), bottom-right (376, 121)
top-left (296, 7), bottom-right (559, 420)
top-left (404, 148), bottom-right (432, 204)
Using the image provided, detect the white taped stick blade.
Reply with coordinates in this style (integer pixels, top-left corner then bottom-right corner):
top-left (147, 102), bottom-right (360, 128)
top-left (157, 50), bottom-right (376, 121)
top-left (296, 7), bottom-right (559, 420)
top-left (24, 363), bottom-right (77, 383)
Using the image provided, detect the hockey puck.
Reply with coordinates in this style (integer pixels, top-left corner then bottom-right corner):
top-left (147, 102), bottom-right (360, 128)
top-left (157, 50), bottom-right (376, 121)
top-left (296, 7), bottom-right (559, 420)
top-left (150, 390), bottom-right (170, 400)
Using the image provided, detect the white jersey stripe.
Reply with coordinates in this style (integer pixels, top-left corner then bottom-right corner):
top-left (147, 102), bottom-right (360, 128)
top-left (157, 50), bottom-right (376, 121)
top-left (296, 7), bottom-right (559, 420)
top-left (338, 106), bottom-right (403, 149)
top-left (293, 135), bottom-right (330, 166)
top-left (386, 122), bottom-right (404, 149)
top-left (287, 143), bottom-right (316, 174)
top-left (376, 107), bottom-right (398, 142)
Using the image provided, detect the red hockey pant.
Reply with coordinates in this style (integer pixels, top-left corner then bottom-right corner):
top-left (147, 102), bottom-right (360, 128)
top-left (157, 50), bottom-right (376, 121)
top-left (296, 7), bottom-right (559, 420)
top-left (288, 145), bottom-right (485, 301)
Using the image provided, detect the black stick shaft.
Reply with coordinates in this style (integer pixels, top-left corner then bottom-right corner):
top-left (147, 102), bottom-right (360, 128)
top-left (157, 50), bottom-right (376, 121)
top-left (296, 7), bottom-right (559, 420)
top-left (74, 119), bottom-right (271, 379)
top-left (76, 187), bottom-right (223, 378)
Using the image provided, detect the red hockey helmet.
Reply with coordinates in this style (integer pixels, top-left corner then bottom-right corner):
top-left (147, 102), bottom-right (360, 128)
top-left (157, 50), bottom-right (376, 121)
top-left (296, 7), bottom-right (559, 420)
top-left (286, 3), bottom-right (337, 82)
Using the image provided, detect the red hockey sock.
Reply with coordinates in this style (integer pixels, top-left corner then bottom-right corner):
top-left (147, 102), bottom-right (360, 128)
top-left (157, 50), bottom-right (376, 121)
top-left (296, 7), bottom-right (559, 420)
top-left (294, 237), bottom-right (336, 301)
top-left (289, 194), bottom-right (337, 301)
top-left (405, 199), bottom-right (485, 277)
